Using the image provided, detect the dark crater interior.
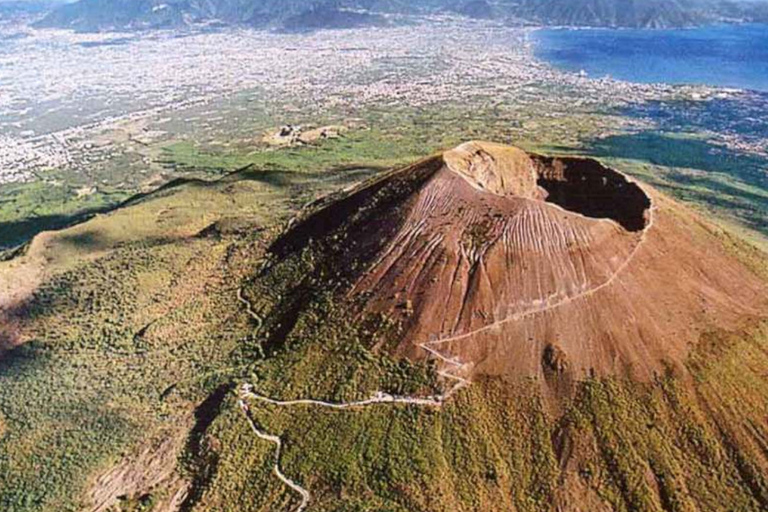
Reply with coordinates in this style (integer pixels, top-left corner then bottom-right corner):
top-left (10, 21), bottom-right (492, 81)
top-left (532, 155), bottom-right (651, 232)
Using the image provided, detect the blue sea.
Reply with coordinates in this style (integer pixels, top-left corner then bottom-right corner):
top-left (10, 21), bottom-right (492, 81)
top-left (533, 24), bottom-right (768, 92)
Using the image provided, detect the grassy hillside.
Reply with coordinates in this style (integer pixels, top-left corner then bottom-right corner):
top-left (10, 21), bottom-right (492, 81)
top-left (0, 163), bottom-right (377, 511)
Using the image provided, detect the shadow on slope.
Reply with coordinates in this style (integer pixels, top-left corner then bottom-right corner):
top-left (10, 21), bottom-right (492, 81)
top-left (0, 206), bottom-right (116, 255)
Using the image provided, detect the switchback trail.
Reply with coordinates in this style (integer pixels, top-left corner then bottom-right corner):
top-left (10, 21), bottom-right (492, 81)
top-left (237, 287), bottom-right (263, 330)
top-left (239, 399), bottom-right (311, 512)
top-left (236, 201), bottom-right (655, 512)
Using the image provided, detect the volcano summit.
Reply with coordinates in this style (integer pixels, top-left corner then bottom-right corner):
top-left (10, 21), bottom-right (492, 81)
top-left (268, 141), bottom-right (768, 386)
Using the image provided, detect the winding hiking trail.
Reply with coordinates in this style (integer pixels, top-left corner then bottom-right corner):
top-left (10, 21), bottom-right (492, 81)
top-left (238, 400), bottom-right (312, 512)
top-left (236, 287), bottom-right (263, 331)
top-left (237, 201), bottom-right (656, 512)
top-left (235, 296), bottom-right (472, 512)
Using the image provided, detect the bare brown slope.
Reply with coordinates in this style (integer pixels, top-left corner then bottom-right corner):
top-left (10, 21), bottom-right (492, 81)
top-left (273, 141), bottom-right (768, 382)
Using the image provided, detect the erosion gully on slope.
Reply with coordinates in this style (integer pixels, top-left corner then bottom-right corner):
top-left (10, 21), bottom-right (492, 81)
top-left (236, 198), bottom-right (656, 512)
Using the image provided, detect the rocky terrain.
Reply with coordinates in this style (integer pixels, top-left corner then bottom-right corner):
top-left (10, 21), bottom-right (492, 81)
top-left (265, 141), bottom-right (768, 384)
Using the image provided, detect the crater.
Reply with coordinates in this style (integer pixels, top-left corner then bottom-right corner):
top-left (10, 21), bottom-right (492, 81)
top-left (443, 142), bottom-right (651, 232)
top-left (532, 155), bottom-right (652, 232)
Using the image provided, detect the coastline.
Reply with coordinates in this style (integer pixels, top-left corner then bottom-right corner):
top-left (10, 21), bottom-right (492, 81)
top-left (530, 23), bottom-right (768, 93)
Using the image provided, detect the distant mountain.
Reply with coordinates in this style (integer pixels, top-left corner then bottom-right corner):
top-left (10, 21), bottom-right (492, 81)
top-left (511, 0), bottom-right (707, 29)
top-left (33, 0), bottom-right (189, 31)
top-left (33, 0), bottom-right (415, 31)
top-left (714, 0), bottom-right (768, 22)
top-left (0, 0), bottom-right (66, 20)
top-left (281, 4), bottom-right (386, 32)
top-left (32, 0), bottom-right (768, 31)
top-left (455, 0), bottom-right (497, 20)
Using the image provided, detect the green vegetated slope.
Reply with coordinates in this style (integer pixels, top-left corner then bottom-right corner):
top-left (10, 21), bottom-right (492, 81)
top-left (201, 340), bottom-right (768, 512)
top-left (1, 133), bottom-right (767, 512)
top-left (0, 164), bottom-right (378, 511)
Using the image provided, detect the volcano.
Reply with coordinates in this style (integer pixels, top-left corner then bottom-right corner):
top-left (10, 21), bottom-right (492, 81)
top-left (236, 142), bottom-right (768, 512)
top-left (270, 141), bottom-right (768, 384)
